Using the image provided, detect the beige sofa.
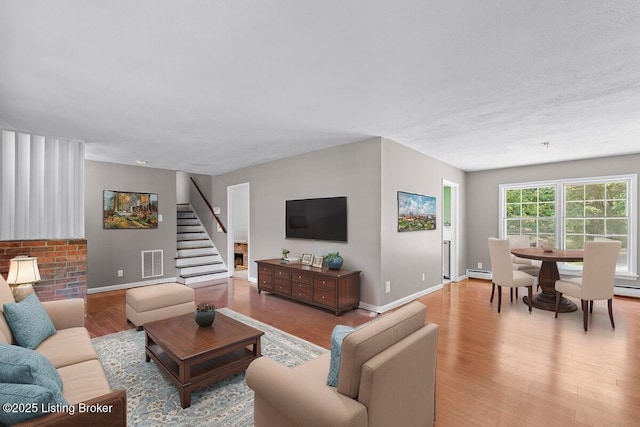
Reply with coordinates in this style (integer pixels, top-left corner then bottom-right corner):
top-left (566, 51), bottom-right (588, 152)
top-left (246, 301), bottom-right (439, 427)
top-left (0, 276), bottom-right (126, 426)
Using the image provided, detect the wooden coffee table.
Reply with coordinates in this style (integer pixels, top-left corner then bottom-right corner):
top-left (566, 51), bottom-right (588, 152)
top-left (144, 311), bottom-right (264, 408)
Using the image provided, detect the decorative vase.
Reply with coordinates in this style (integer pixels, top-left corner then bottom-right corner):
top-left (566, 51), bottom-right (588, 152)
top-left (195, 310), bottom-right (216, 327)
top-left (324, 253), bottom-right (343, 270)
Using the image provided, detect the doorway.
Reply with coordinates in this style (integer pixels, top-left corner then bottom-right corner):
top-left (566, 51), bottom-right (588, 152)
top-left (442, 179), bottom-right (459, 282)
top-left (227, 183), bottom-right (250, 279)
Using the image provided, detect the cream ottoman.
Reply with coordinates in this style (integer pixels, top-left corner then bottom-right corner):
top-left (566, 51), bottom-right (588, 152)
top-left (126, 283), bottom-right (196, 330)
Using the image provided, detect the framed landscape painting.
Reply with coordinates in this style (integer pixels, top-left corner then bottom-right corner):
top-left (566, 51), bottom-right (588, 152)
top-left (103, 190), bottom-right (158, 229)
top-left (397, 191), bottom-right (436, 232)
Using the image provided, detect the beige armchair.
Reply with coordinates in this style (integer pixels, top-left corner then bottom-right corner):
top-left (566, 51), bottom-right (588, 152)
top-left (555, 240), bottom-right (621, 331)
top-left (488, 238), bottom-right (534, 313)
top-left (245, 301), bottom-right (439, 427)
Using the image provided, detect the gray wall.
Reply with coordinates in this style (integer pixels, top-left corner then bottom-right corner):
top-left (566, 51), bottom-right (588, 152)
top-left (214, 137), bottom-right (383, 305)
top-left (207, 137), bottom-right (467, 309)
top-left (380, 138), bottom-right (467, 306)
top-left (466, 153), bottom-right (640, 288)
top-left (85, 160), bottom-right (177, 289)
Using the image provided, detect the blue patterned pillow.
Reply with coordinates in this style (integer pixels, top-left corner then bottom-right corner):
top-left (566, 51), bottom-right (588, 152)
top-left (0, 344), bottom-right (64, 392)
top-left (3, 293), bottom-right (56, 349)
top-left (326, 325), bottom-right (356, 387)
top-left (0, 383), bottom-right (60, 425)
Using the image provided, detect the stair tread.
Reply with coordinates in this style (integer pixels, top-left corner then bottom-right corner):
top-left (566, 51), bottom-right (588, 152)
top-left (175, 253), bottom-right (218, 259)
top-left (177, 261), bottom-right (224, 268)
top-left (180, 270), bottom-right (227, 278)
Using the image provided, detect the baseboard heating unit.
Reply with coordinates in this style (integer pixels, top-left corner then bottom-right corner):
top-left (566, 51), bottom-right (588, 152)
top-left (466, 269), bottom-right (492, 280)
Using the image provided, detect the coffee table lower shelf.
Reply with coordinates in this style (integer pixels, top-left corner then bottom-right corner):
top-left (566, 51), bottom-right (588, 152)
top-left (143, 312), bottom-right (263, 409)
top-left (146, 343), bottom-right (260, 408)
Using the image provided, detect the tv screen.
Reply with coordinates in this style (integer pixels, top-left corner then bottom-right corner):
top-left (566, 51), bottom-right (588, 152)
top-left (286, 197), bottom-right (347, 242)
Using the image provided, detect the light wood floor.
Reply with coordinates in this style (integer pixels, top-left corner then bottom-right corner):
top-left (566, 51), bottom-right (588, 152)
top-left (86, 277), bottom-right (640, 426)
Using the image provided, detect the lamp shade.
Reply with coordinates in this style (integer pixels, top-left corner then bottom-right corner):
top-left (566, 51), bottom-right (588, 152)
top-left (6, 256), bottom-right (41, 285)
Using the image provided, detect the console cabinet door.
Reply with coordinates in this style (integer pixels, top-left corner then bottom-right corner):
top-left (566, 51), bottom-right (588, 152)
top-left (258, 264), bottom-right (273, 291)
top-left (273, 267), bottom-right (291, 295)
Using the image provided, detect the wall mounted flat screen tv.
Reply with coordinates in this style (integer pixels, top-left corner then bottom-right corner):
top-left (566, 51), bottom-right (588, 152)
top-left (286, 197), bottom-right (347, 242)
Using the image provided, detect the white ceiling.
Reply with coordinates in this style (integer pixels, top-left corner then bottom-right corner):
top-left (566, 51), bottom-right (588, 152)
top-left (1, 1), bottom-right (639, 175)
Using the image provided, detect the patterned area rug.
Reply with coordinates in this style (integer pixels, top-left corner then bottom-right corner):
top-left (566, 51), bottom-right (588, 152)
top-left (92, 308), bottom-right (327, 426)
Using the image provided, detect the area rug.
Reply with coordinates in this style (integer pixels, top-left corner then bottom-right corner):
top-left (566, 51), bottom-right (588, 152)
top-left (92, 308), bottom-right (327, 426)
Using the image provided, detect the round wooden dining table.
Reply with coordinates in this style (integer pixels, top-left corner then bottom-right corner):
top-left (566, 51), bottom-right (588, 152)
top-left (510, 247), bottom-right (584, 313)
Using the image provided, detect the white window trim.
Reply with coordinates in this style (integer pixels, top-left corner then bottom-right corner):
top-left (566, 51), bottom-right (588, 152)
top-left (499, 174), bottom-right (638, 280)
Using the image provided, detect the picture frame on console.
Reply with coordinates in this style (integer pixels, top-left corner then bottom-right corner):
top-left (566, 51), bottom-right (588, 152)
top-left (312, 255), bottom-right (323, 268)
top-left (301, 253), bottom-right (313, 265)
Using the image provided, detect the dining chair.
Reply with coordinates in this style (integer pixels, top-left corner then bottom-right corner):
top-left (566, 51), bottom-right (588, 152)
top-left (507, 234), bottom-right (541, 292)
top-left (488, 238), bottom-right (534, 313)
top-left (554, 240), bottom-right (621, 331)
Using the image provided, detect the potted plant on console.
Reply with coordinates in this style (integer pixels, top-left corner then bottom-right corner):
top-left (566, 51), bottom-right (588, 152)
top-left (195, 303), bottom-right (216, 327)
top-left (324, 252), bottom-right (344, 270)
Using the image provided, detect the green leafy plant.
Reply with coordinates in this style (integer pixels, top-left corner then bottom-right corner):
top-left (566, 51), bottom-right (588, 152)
top-left (323, 252), bottom-right (340, 261)
top-left (196, 303), bottom-right (216, 312)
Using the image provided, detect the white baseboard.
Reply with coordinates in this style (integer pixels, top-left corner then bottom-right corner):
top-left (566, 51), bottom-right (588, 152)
top-left (614, 285), bottom-right (640, 298)
top-left (466, 269), bottom-right (492, 280)
top-left (358, 284), bottom-right (444, 314)
top-left (87, 277), bottom-right (178, 294)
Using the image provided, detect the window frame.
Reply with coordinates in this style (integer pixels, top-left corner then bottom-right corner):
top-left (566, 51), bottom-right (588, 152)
top-left (499, 174), bottom-right (638, 279)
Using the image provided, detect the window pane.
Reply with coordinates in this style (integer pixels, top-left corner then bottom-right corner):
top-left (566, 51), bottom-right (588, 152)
top-left (522, 203), bottom-right (538, 217)
top-left (606, 182), bottom-right (627, 199)
top-left (585, 184), bottom-right (604, 200)
top-left (521, 219), bottom-right (536, 234)
top-left (522, 188), bottom-right (537, 203)
top-left (539, 187), bottom-right (555, 202)
top-left (585, 201), bottom-right (605, 217)
top-left (606, 200), bottom-right (626, 217)
top-left (506, 219), bottom-right (521, 234)
top-left (566, 234), bottom-right (584, 249)
top-left (565, 185), bottom-right (584, 201)
top-left (539, 202), bottom-right (555, 217)
top-left (566, 201), bottom-right (584, 217)
top-left (506, 189), bottom-right (521, 203)
top-left (539, 219), bottom-right (555, 233)
top-left (585, 219), bottom-right (604, 235)
top-left (606, 218), bottom-right (627, 235)
top-left (506, 204), bottom-right (521, 217)
top-left (565, 219), bottom-right (584, 234)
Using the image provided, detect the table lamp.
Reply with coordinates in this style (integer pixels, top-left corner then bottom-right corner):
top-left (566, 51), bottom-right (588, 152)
top-left (6, 256), bottom-right (41, 302)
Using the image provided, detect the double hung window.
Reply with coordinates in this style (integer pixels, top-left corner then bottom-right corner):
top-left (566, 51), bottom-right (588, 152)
top-left (500, 174), bottom-right (637, 277)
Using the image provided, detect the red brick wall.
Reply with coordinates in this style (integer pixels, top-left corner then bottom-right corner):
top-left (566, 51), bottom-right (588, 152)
top-left (0, 240), bottom-right (87, 302)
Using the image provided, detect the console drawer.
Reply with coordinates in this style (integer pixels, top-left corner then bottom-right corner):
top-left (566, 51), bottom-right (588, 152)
top-left (313, 287), bottom-right (336, 307)
top-left (292, 282), bottom-right (312, 301)
top-left (313, 276), bottom-right (337, 291)
top-left (291, 271), bottom-right (312, 284)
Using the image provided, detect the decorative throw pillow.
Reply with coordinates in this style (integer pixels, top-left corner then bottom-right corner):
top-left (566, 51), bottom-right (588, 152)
top-left (0, 383), bottom-right (61, 425)
top-left (326, 325), bottom-right (356, 387)
top-left (0, 344), bottom-right (64, 392)
top-left (3, 293), bottom-right (56, 349)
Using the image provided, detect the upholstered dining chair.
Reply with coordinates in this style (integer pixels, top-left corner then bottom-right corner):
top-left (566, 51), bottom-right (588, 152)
top-left (488, 238), bottom-right (534, 313)
top-left (507, 234), bottom-right (541, 292)
top-left (554, 240), bottom-right (621, 331)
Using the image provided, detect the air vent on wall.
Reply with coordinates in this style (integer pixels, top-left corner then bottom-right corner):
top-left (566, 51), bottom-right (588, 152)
top-left (142, 250), bottom-right (163, 278)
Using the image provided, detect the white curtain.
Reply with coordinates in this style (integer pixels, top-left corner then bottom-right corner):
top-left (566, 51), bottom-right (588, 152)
top-left (0, 129), bottom-right (84, 240)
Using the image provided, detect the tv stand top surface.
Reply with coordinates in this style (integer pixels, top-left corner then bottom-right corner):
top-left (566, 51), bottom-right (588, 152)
top-left (256, 258), bottom-right (360, 278)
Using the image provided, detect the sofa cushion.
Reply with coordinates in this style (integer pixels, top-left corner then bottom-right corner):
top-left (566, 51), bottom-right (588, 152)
top-left (3, 293), bottom-right (56, 349)
top-left (0, 344), bottom-right (64, 392)
top-left (57, 359), bottom-right (112, 404)
top-left (0, 383), bottom-right (65, 425)
top-left (0, 275), bottom-right (16, 344)
top-left (337, 301), bottom-right (427, 398)
top-left (327, 325), bottom-right (356, 387)
top-left (36, 327), bottom-right (98, 369)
